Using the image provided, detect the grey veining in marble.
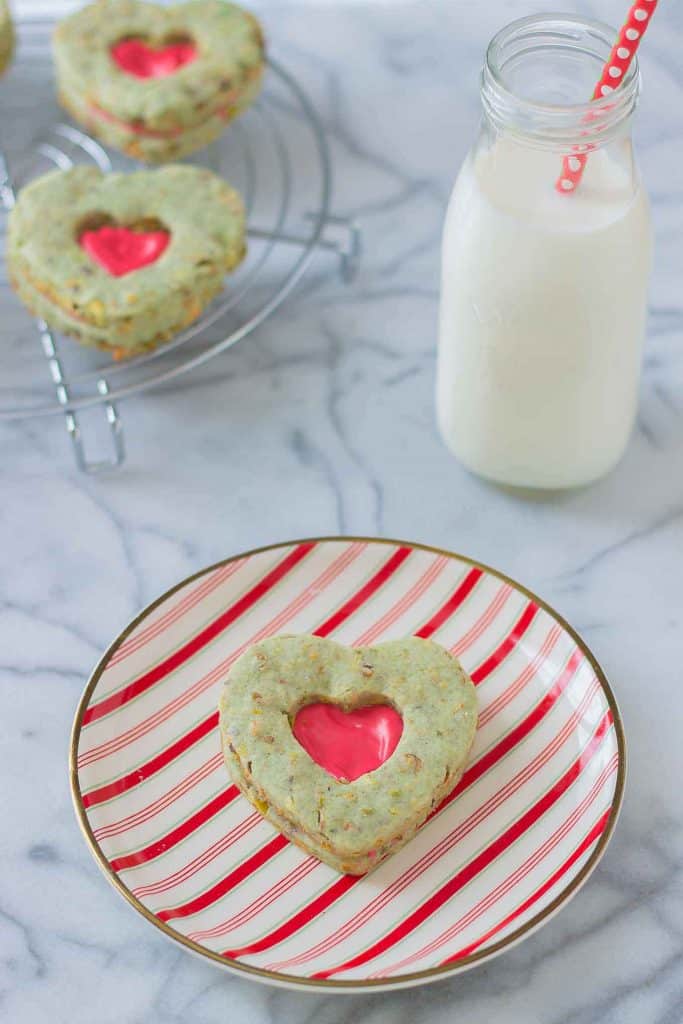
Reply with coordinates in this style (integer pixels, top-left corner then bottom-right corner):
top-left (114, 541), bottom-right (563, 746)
top-left (1, 1), bottom-right (682, 1022)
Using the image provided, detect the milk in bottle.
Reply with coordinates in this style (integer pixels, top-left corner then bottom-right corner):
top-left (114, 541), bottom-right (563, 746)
top-left (437, 16), bottom-right (652, 488)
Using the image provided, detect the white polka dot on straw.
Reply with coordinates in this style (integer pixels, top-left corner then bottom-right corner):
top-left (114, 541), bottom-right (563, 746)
top-left (556, 0), bottom-right (659, 194)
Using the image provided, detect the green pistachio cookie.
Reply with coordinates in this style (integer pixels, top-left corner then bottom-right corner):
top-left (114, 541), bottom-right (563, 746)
top-left (0, 1), bottom-right (14, 76)
top-left (219, 635), bottom-right (478, 875)
top-left (53, 0), bottom-right (265, 162)
top-left (7, 164), bottom-right (246, 357)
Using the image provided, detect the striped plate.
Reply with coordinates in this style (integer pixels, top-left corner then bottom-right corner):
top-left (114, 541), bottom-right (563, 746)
top-left (71, 537), bottom-right (625, 992)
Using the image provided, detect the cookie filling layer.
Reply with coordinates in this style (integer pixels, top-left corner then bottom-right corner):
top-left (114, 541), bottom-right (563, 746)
top-left (88, 98), bottom-right (235, 138)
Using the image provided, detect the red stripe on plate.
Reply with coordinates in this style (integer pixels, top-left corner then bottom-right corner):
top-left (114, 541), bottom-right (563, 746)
top-left (478, 625), bottom-right (562, 728)
top-left (83, 543), bottom-right (316, 726)
top-left (189, 857), bottom-right (319, 943)
top-left (414, 568), bottom-right (483, 638)
top-left (432, 647), bottom-right (584, 819)
top-left (470, 601), bottom-right (538, 684)
top-left (451, 584), bottom-right (512, 657)
top-left (312, 710), bottom-right (612, 979)
top-left (93, 751), bottom-right (223, 840)
top-left (441, 807), bottom-right (611, 964)
top-left (354, 555), bottom-right (449, 647)
top-left (372, 754), bottom-right (616, 976)
top-left (82, 712), bottom-right (219, 809)
top-left (313, 547), bottom-right (412, 637)
top-left (133, 811), bottom-right (263, 899)
top-left (109, 785), bottom-right (239, 872)
top-left (222, 875), bottom-right (359, 958)
top-left (110, 561), bottom-right (245, 667)
top-left (157, 834), bottom-right (290, 922)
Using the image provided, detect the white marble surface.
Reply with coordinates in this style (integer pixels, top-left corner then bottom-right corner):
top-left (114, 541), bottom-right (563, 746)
top-left (1, 0), bottom-right (683, 1021)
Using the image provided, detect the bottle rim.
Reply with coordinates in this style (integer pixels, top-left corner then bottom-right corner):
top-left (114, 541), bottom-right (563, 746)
top-left (482, 14), bottom-right (640, 147)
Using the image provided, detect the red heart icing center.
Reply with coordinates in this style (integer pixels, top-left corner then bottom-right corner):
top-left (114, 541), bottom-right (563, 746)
top-left (111, 38), bottom-right (198, 79)
top-left (80, 226), bottom-right (171, 277)
top-left (293, 703), bottom-right (403, 782)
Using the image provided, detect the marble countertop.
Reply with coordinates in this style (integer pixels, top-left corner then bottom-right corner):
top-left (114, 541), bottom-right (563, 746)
top-left (1, 1), bottom-right (682, 1021)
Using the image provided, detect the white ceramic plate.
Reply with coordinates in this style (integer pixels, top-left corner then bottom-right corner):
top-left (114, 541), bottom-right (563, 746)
top-left (71, 537), bottom-right (625, 992)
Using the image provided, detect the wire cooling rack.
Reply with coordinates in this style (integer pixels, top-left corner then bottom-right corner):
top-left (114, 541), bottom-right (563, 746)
top-left (0, 18), bottom-right (361, 471)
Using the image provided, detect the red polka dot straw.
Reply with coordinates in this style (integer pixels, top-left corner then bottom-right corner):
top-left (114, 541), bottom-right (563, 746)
top-left (556, 0), bottom-right (659, 194)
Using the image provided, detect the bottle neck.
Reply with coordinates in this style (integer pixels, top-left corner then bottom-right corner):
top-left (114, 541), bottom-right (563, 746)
top-left (481, 15), bottom-right (640, 151)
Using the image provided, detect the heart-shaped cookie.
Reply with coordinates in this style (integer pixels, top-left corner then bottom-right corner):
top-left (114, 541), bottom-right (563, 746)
top-left (53, 0), bottom-right (265, 162)
top-left (7, 164), bottom-right (245, 357)
top-left (219, 635), bottom-right (478, 875)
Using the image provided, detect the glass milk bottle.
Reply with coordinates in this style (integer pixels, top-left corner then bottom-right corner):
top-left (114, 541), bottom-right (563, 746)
top-left (437, 15), bottom-right (652, 489)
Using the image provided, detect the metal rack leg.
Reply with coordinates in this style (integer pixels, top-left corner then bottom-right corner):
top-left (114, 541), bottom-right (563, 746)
top-left (0, 151), bottom-right (16, 211)
top-left (309, 215), bottom-right (362, 284)
top-left (40, 323), bottom-right (125, 473)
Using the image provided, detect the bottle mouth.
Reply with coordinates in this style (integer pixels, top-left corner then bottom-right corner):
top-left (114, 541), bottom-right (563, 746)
top-left (482, 14), bottom-right (640, 147)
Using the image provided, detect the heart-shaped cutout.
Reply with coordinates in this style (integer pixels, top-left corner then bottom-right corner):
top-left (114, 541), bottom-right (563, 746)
top-left (80, 225), bottom-right (171, 277)
top-left (111, 38), bottom-right (198, 79)
top-left (293, 703), bottom-right (403, 782)
top-left (219, 635), bottom-right (478, 875)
